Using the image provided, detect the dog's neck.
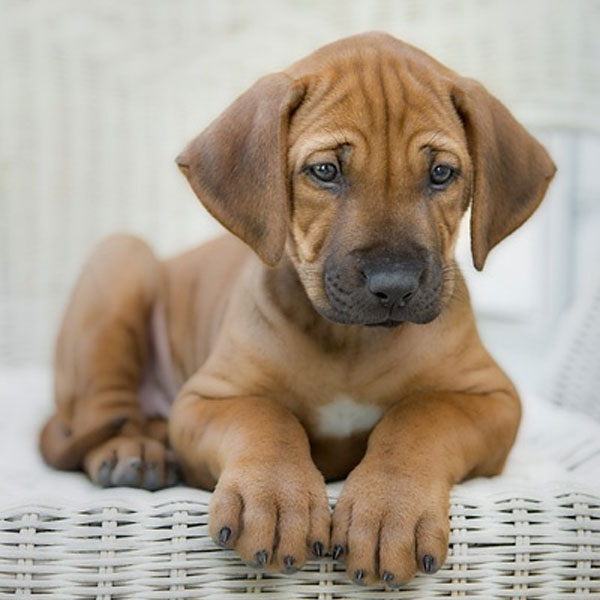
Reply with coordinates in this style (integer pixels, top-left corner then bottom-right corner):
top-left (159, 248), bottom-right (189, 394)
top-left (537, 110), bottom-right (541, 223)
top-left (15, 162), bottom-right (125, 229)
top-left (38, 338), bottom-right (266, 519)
top-left (260, 255), bottom-right (403, 354)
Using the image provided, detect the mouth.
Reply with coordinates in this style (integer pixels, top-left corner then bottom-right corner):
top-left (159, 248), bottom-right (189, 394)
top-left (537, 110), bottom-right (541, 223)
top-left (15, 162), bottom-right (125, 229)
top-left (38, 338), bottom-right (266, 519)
top-left (364, 319), bottom-right (404, 328)
top-left (320, 270), bottom-right (443, 327)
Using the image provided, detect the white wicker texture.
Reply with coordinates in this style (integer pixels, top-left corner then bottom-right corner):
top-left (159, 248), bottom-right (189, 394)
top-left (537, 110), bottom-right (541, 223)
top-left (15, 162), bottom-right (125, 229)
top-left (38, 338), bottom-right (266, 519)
top-left (0, 368), bottom-right (599, 599)
top-left (544, 271), bottom-right (600, 423)
top-left (2, 489), bottom-right (598, 599)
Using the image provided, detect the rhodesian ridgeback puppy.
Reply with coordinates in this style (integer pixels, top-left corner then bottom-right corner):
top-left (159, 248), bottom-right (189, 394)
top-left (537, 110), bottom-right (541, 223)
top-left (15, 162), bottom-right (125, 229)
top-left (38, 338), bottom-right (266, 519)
top-left (40, 32), bottom-right (555, 587)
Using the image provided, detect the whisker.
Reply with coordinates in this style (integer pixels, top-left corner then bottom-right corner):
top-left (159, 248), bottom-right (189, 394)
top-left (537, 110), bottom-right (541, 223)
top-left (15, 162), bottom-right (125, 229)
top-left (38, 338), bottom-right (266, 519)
top-left (440, 261), bottom-right (470, 308)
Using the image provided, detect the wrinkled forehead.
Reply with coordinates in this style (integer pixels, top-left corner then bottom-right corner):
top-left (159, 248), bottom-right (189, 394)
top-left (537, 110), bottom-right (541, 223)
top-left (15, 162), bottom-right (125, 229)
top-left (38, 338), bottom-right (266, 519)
top-left (286, 36), bottom-right (465, 159)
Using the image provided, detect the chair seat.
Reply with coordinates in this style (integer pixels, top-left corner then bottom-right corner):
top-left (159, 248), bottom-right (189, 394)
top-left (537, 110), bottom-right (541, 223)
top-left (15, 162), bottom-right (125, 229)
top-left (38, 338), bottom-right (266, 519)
top-left (1, 366), bottom-right (599, 598)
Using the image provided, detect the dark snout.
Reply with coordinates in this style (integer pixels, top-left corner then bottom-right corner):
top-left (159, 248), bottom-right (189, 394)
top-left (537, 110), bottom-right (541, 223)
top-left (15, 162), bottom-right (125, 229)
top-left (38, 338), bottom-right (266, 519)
top-left (323, 248), bottom-right (443, 327)
top-left (365, 259), bottom-right (424, 308)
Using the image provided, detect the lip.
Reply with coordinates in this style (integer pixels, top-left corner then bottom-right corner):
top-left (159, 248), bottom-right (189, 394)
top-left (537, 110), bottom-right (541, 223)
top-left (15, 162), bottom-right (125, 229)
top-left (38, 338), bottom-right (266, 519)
top-left (364, 319), bottom-right (404, 328)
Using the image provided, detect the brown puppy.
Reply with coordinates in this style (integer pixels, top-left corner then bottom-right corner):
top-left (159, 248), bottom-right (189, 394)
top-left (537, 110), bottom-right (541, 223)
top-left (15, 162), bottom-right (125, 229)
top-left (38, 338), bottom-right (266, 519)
top-left (40, 32), bottom-right (555, 587)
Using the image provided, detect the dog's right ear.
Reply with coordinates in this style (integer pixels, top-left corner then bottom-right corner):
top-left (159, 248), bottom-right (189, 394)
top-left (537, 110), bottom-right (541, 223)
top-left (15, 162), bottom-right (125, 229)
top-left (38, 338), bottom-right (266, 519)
top-left (176, 73), bottom-right (306, 267)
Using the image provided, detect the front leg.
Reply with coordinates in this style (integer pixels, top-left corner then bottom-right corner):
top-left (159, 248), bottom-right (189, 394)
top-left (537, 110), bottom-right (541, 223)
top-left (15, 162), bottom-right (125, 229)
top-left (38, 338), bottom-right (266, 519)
top-left (169, 392), bottom-right (331, 572)
top-left (331, 387), bottom-right (520, 587)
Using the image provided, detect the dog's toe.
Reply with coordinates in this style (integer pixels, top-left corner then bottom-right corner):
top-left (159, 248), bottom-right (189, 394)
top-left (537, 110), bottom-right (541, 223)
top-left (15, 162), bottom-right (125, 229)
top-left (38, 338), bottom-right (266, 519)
top-left (112, 456), bottom-right (143, 486)
top-left (332, 462), bottom-right (450, 587)
top-left (143, 461), bottom-right (161, 490)
top-left (209, 461), bottom-right (330, 573)
top-left (96, 455), bottom-right (116, 487)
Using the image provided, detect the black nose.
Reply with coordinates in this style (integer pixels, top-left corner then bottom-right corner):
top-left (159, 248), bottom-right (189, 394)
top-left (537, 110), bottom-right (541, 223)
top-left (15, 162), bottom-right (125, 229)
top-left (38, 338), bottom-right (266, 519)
top-left (366, 263), bottom-right (424, 306)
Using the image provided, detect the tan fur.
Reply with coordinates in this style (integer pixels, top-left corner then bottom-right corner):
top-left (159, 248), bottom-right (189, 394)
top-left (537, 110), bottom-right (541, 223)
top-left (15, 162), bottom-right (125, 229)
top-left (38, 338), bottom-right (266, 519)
top-left (40, 33), bottom-right (555, 586)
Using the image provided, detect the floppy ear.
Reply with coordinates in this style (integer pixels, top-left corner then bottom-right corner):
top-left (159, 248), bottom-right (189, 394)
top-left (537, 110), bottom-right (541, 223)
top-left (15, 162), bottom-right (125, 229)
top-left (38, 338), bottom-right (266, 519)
top-left (452, 79), bottom-right (556, 270)
top-left (176, 73), bottom-right (306, 266)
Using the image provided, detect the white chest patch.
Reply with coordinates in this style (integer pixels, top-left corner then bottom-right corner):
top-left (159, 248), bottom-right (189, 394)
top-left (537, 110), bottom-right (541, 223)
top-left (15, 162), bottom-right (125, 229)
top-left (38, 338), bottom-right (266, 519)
top-left (316, 395), bottom-right (383, 438)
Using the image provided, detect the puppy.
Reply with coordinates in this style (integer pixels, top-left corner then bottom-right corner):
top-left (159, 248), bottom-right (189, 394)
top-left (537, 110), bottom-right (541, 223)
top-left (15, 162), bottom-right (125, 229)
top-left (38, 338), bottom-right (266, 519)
top-left (41, 32), bottom-right (555, 587)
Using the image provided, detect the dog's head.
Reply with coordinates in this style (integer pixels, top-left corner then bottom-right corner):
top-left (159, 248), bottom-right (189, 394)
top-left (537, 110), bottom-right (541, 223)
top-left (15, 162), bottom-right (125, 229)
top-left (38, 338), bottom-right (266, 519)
top-left (177, 32), bottom-right (555, 327)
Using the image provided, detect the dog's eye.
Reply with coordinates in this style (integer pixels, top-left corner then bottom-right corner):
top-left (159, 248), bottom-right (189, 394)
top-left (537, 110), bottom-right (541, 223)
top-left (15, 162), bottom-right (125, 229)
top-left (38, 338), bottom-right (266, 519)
top-left (309, 163), bottom-right (339, 183)
top-left (430, 164), bottom-right (454, 187)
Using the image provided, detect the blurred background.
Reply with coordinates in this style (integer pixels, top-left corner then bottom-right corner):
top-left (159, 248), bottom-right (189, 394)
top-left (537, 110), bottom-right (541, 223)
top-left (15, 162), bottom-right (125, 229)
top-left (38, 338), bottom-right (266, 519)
top-left (1, 0), bottom-right (599, 398)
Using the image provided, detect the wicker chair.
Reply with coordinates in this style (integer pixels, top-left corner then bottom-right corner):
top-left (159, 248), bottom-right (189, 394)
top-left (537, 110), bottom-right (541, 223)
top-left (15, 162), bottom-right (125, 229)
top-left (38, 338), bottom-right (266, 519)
top-left (1, 1), bottom-right (599, 597)
top-left (1, 339), bottom-right (600, 598)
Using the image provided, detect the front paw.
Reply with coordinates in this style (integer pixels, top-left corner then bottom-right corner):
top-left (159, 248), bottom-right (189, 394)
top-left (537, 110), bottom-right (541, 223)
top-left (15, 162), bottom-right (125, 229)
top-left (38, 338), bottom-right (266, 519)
top-left (209, 459), bottom-right (331, 573)
top-left (331, 463), bottom-right (450, 588)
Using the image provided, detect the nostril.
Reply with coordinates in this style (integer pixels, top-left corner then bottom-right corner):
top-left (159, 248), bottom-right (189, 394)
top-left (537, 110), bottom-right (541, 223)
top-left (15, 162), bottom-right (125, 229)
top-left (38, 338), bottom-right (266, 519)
top-left (366, 268), bottom-right (421, 307)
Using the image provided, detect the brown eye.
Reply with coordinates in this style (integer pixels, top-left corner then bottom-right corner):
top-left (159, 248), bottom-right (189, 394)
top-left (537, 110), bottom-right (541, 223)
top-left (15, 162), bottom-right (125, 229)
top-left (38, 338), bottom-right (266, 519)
top-left (430, 164), bottom-right (454, 187)
top-left (309, 162), bottom-right (339, 183)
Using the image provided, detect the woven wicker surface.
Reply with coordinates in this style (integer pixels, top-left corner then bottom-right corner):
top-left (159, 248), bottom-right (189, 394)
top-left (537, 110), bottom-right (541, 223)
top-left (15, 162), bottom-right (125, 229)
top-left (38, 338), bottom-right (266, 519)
top-left (3, 490), bottom-right (598, 599)
top-left (544, 270), bottom-right (600, 424)
top-left (1, 368), bottom-right (599, 598)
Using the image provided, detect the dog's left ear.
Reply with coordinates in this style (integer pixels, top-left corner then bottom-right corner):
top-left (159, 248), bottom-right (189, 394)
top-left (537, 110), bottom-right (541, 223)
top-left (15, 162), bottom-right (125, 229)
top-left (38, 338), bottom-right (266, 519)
top-left (452, 78), bottom-right (556, 270)
top-left (177, 73), bottom-right (306, 266)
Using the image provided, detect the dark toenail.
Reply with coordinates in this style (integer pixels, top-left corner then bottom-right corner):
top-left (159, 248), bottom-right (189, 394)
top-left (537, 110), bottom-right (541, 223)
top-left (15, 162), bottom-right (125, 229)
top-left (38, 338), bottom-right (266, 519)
top-left (118, 457), bottom-right (142, 487)
top-left (112, 457), bottom-right (143, 487)
top-left (283, 555), bottom-right (297, 574)
top-left (354, 569), bottom-right (365, 584)
top-left (332, 545), bottom-right (344, 560)
top-left (382, 571), bottom-right (394, 583)
top-left (255, 550), bottom-right (268, 567)
top-left (218, 527), bottom-right (231, 547)
top-left (166, 462), bottom-right (179, 486)
top-left (312, 541), bottom-right (324, 557)
top-left (143, 462), bottom-right (161, 490)
top-left (97, 459), bottom-right (113, 487)
top-left (423, 554), bottom-right (436, 574)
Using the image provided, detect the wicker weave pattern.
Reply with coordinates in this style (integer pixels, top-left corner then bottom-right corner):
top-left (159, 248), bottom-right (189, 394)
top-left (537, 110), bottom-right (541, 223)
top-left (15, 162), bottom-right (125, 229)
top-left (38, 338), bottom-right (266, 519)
top-left (0, 366), bottom-right (598, 599)
top-left (1, 488), bottom-right (599, 599)
top-left (545, 271), bottom-right (600, 423)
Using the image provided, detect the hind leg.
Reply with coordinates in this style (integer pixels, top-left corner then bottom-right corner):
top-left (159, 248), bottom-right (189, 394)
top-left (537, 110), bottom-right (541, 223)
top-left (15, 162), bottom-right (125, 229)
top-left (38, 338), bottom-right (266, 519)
top-left (40, 233), bottom-right (178, 489)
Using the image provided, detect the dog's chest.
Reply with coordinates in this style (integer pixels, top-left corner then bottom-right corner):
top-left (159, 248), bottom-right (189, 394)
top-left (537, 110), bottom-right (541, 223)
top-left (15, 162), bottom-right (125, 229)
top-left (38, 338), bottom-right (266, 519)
top-left (313, 394), bottom-right (383, 438)
top-left (286, 348), bottom-right (404, 441)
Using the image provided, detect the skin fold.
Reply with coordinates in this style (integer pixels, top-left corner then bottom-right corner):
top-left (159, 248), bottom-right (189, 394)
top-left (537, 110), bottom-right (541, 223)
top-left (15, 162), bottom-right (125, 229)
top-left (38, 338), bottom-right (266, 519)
top-left (40, 32), bottom-right (555, 587)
